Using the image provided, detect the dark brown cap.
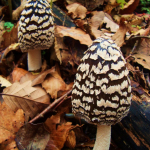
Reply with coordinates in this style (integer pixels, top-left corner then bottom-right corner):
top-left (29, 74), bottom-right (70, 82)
top-left (72, 36), bottom-right (132, 126)
top-left (18, 0), bottom-right (54, 52)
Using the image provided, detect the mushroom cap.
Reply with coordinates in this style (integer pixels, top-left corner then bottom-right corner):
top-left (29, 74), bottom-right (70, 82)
top-left (18, 0), bottom-right (54, 52)
top-left (72, 36), bottom-right (132, 126)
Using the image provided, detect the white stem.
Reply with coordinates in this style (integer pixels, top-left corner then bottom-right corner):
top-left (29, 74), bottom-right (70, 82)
top-left (28, 50), bottom-right (42, 71)
top-left (93, 125), bottom-right (111, 150)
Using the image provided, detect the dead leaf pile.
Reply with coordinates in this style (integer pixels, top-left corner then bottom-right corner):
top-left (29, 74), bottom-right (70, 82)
top-left (0, 0), bottom-right (150, 150)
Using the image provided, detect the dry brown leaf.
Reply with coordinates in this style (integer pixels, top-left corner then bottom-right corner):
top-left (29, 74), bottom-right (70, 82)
top-left (1, 23), bottom-right (18, 49)
top-left (31, 67), bottom-right (56, 86)
top-left (132, 54), bottom-right (150, 70)
top-left (66, 0), bottom-right (105, 10)
top-left (55, 25), bottom-right (91, 66)
top-left (56, 25), bottom-right (92, 46)
top-left (66, 3), bottom-right (87, 19)
top-left (88, 11), bottom-right (105, 29)
top-left (112, 21), bottom-right (129, 47)
top-left (120, 0), bottom-right (140, 14)
top-left (42, 70), bottom-right (73, 99)
top-left (12, 0), bottom-right (28, 20)
top-left (0, 102), bottom-right (24, 145)
top-left (0, 75), bottom-right (12, 87)
top-left (65, 130), bottom-right (76, 148)
top-left (103, 16), bottom-right (119, 32)
top-left (15, 123), bottom-right (50, 150)
top-left (45, 115), bottom-right (76, 150)
top-left (2, 80), bottom-right (50, 121)
top-left (104, 0), bottom-right (119, 14)
top-left (12, 68), bottom-right (29, 82)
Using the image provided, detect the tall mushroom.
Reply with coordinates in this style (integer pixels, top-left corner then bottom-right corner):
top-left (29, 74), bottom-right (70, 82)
top-left (18, 0), bottom-right (54, 71)
top-left (72, 36), bottom-right (132, 150)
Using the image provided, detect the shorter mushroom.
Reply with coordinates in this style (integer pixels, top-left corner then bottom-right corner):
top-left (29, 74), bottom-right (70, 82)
top-left (72, 36), bottom-right (132, 150)
top-left (18, 0), bottom-right (54, 71)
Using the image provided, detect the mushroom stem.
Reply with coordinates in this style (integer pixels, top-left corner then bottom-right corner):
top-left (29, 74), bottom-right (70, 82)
top-left (28, 50), bottom-right (42, 71)
top-left (93, 125), bottom-right (111, 150)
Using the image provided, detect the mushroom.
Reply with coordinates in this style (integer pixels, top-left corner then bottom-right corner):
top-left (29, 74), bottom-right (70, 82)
top-left (18, 0), bottom-right (54, 71)
top-left (71, 36), bottom-right (132, 150)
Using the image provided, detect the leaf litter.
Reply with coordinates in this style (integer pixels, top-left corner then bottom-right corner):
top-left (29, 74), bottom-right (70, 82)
top-left (0, 0), bottom-right (150, 150)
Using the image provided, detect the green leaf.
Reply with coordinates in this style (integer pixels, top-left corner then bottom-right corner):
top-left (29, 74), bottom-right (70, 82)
top-left (4, 22), bottom-right (14, 32)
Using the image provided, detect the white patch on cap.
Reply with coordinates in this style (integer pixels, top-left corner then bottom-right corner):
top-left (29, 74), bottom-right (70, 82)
top-left (93, 109), bottom-right (105, 115)
top-left (106, 117), bottom-right (115, 121)
top-left (20, 16), bottom-right (25, 21)
top-left (76, 73), bottom-right (82, 81)
top-left (24, 18), bottom-right (30, 24)
top-left (89, 73), bottom-right (95, 81)
top-left (26, 8), bottom-right (32, 15)
top-left (127, 96), bottom-right (132, 104)
top-left (128, 85), bottom-right (131, 93)
top-left (109, 71), bottom-right (125, 81)
top-left (72, 99), bottom-right (81, 107)
top-left (100, 64), bottom-right (109, 74)
top-left (81, 53), bottom-right (90, 61)
top-left (106, 111), bottom-right (116, 116)
top-left (92, 117), bottom-right (100, 122)
top-left (111, 61), bottom-right (125, 71)
top-left (90, 90), bottom-right (94, 94)
top-left (78, 63), bottom-right (90, 72)
top-left (82, 84), bottom-right (89, 94)
top-left (100, 41), bottom-right (108, 49)
top-left (90, 45), bottom-right (97, 51)
top-left (90, 83), bottom-right (94, 88)
top-left (90, 53), bottom-right (98, 60)
top-left (112, 95), bottom-right (119, 102)
top-left (38, 9), bottom-right (45, 14)
top-left (26, 3), bottom-right (33, 7)
top-left (83, 96), bottom-right (93, 102)
top-left (97, 62), bottom-right (102, 69)
top-left (117, 107), bottom-right (126, 112)
top-left (85, 105), bottom-right (90, 111)
top-left (26, 24), bottom-right (37, 31)
top-left (95, 89), bottom-right (101, 95)
top-left (38, 17), bottom-right (43, 24)
top-left (120, 99), bottom-right (126, 105)
top-left (31, 14), bottom-right (39, 22)
top-left (38, 3), bottom-right (43, 8)
top-left (96, 78), bottom-right (108, 87)
top-left (108, 46), bottom-right (120, 56)
top-left (24, 34), bottom-right (31, 39)
top-left (121, 80), bottom-right (128, 90)
top-left (122, 91), bottom-right (127, 97)
top-left (85, 80), bottom-right (90, 86)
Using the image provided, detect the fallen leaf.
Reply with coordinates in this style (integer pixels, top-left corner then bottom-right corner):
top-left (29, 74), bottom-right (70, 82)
top-left (12, 0), bottom-right (28, 20)
top-left (103, 16), bottom-right (119, 32)
top-left (12, 67), bottom-right (29, 82)
top-left (15, 123), bottom-right (50, 150)
top-left (66, 3), bottom-right (87, 19)
top-left (112, 20), bottom-right (129, 47)
top-left (0, 102), bottom-right (24, 145)
top-left (65, 130), bottom-right (76, 148)
top-left (132, 54), bottom-right (150, 70)
top-left (66, 0), bottom-right (106, 10)
top-left (55, 26), bottom-right (89, 67)
top-left (42, 69), bottom-right (73, 99)
top-left (56, 25), bottom-right (92, 46)
top-left (1, 23), bottom-right (18, 49)
top-left (45, 115), bottom-right (76, 150)
top-left (0, 75), bottom-right (12, 87)
top-left (2, 80), bottom-right (50, 121)
top-left (119, 0), bottom-right (140, 14)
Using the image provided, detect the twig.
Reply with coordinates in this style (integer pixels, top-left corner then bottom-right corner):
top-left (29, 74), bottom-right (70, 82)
top-left (29, 89), bottom-right (72, 123)
top-left (125, 40), bottom-right (139, 60)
